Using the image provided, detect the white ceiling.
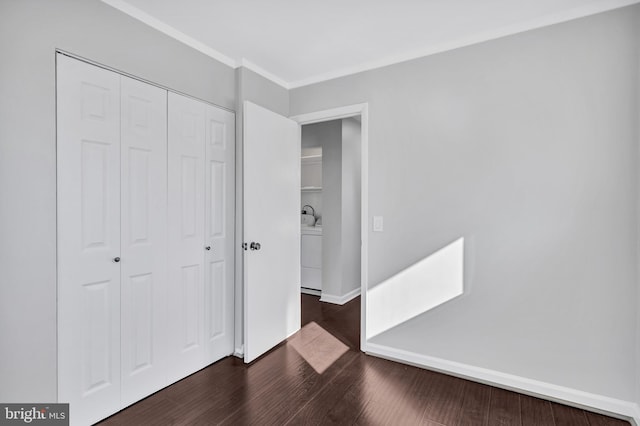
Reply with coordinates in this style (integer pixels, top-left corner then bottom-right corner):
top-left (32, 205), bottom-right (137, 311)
top-left (102, 0), bottom-right (639, 89)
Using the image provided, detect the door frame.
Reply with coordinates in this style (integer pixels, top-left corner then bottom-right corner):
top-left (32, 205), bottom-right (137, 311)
top-left (290, 103), bottom-right (369, 352)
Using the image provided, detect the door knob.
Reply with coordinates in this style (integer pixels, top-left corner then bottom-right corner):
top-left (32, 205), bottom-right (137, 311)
top-left (249, 242), bottom-right (261, 251)
top-left (113, 257), bottom-right (121, 263)
top-left (205, 246), bottom-right (211, 251)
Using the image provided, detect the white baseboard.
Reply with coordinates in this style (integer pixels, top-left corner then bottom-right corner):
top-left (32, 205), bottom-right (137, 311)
top-left (233, 346), bottom-right (244, 358)
top-left (630, 405), bottom-right (640, 426)
top-left (320, 287), bottom-right (361, 305)
top-left (365, 342), bottom-right (639, 424)
top-left (301, 287), bottom-right (321, 297)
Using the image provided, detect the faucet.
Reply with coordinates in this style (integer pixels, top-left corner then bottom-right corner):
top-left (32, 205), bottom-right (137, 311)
top-left (301, 205), bottom-right (315, 217)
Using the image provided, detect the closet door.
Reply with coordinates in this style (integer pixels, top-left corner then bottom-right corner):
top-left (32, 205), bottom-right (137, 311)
top-left (167, 92), bottom-right (206, 382)
top-left (120, 76), bottom-right (168, 406)
top-left (204, 105), bottom-right (235, 362)
top-left (57, 55), bottom-right (122, 425)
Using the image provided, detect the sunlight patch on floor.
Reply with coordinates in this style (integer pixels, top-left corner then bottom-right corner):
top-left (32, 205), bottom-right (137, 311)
top-left (288, 321), bottom-right (349, 374)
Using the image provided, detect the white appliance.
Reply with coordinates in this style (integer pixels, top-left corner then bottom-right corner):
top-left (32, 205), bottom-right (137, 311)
top-left (301, 225), bottom-right (322, 293)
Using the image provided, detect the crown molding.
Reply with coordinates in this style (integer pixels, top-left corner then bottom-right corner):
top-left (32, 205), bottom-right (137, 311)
top-left (288, 0), bottom-right (640, 88)
top-left (101, 0), bottom-right (237, 68)
top-left (102, 0), bottom-right (640, 90)
top-left (240, 59), bottom-right (291, 90)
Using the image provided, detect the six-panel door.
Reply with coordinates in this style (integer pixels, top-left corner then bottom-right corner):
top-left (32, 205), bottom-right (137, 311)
top-left (243, 101), bottom-right (301, 363)
top-left (204, 105), bottom-right (235, 363)
top-left (167, 92), bottom-right (207, 382)
top-left (57, 54), bottom-right (122, 425)
top-left (120, 75), bottom-right (168, 408)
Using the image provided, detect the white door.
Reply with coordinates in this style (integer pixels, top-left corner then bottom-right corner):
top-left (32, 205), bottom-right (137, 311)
top-left (243, 101), bottom-right (301, 363)
top-left (120, 75), bottom-right (168, 406)
top-left (204, 105), bottom-right (236, 362)
top-left (167, 92), bottom-right (206, 381)
top-left (57, 54), bottom-right (122, 425)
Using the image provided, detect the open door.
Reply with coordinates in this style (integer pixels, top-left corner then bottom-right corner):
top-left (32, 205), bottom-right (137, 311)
top-left (243, 101), bottom-right (301, 363)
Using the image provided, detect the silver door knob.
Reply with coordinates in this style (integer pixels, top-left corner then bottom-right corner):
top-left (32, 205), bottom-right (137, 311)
top-left (249, 242), bottom-right (261, 251)
top-left (205, 246), bottom-right (211, 251)
top-left (113, 257), bottom-right (121, 263)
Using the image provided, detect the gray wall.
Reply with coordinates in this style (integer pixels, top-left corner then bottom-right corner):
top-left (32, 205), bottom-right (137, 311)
top-left (0, 0), bottom-right (235, 402)
top-left (291, 5), bottom-right (640, 401)
top-left (340, 118), bottom-right (362, 295)
top-left (237, 67), bottom-right (289, 117)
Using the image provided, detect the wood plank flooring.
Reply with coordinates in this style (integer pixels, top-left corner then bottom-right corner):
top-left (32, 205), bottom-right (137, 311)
top-left (99, 295), bottom-right (630, 426)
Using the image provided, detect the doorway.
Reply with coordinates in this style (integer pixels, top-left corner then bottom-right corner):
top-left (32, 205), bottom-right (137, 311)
top-left (292, 104), bottom-right (369, 351)
top-left (299, 118), bottom-right (361, 305)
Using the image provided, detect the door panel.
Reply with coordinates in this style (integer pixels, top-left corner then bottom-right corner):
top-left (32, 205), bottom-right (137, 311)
top-left (128, 273), bottom-right (153, 369)
top-left (120, 75), bottom-right (168, 406)
top-left (167, 92), bottom-right (206, 382)
top-left (243, 101), bottom-right (301, 363)
top-left (209, 161), bottom-right (225, 237)
top-left (205, 106), bottom-right (235, 362)
top-left (208, 260), bottom-right (225, 338)
top-left (57, 54), bottom-right (122, 425)
top-left (81, 141), bottom-right (111, 248)
top-left (81, 280), bottom-right (113, 394)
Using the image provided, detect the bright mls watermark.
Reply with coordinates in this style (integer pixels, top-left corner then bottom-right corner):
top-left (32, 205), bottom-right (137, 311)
top-left (0, 404), bottom-right (68, 425)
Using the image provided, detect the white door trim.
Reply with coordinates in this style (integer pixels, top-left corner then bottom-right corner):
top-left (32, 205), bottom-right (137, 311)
top-left (290, 103), bottom-right (369, 352)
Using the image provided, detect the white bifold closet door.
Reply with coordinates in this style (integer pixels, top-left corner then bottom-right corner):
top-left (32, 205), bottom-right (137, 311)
top-left (57, 54), bottom-right (234, 426)
top-left (57, 55), bottom-right (168, 425)
top-left (167, 92), bottom-right (235, 382)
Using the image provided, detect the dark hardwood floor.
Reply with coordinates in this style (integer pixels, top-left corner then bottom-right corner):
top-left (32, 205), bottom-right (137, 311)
top-left (99, 295), bottom-right (629, 425)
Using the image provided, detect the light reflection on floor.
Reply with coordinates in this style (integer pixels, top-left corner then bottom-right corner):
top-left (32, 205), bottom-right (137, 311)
top-left (287, 321), bottom-right (349, 374)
